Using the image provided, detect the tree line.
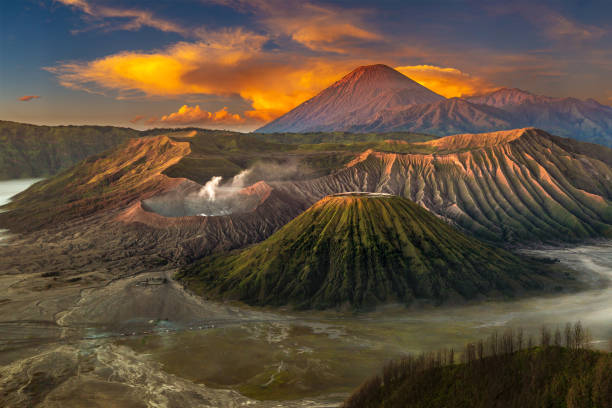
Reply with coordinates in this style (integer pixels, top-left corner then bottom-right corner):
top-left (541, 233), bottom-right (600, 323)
top-left (343, 322), bottom-right (610, 408)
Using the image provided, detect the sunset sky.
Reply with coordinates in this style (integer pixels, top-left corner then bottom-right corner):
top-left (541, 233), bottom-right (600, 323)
top-left (1, 0), bottom-right (611, 131)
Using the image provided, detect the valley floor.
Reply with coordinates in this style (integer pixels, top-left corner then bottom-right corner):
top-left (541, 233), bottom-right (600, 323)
top-left (1, 242), bottom-right (610, 406)
top-left (1, 180), bottom-right (611, 407)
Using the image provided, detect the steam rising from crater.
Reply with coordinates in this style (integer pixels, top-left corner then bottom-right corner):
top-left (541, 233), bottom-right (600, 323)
top-left (230, 169), bottom-right (252, 188)
top-left (199, 176), bottom-right (223, 201)
top-left (143, 161), bottom-right (301, 218)
top-left (194, 171), bottom-right (253, 216)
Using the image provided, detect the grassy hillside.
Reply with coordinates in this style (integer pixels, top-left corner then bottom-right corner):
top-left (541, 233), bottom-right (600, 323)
top-left (178, 193), bottom-right (572, 309)
top-left (344, 324), bottom-right (611, 408)
top-left (0, 120), bottom-right (141, 180)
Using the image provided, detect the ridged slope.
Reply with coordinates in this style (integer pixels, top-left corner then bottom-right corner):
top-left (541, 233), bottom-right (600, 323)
top-left (277, 128), bottom-right (612, 243)
top-left (467, 87), bottom-right (554, 107)
top-left (0, 135), bottom-right (191, 230)
top-left (178, 193), bottom-right (568, 309)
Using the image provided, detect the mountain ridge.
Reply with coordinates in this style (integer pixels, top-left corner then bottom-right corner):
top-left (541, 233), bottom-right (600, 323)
top-left (256, 65), bottom-right (612, 146)
top-left (2, 128), bottom-right (610, 246)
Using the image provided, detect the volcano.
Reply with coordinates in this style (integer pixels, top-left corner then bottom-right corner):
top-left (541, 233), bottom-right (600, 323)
top-left (256, 65), bottom-right (612, 146)
top-left (257, 64), bottom-right (445, 133)
top-left (178, 193), bottom-right (569, 309)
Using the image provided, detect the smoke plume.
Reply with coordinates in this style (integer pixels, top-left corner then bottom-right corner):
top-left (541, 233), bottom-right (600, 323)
top-left (143, 160), bottom-right (305, 217)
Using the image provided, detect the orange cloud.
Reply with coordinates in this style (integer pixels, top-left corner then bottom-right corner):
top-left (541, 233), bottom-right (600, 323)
top-left (156, 105), bottom-right (248, 125)
top-left (395, 65), bottom-right (497, 98)
top-left (46, 35), bottom-right (499, 123)
top-left (45, 30), bottom-right (354, 120)
top-left (19, 95), bottom-right (41, 102)
top-left (129, 115), bottom-right (145, 124)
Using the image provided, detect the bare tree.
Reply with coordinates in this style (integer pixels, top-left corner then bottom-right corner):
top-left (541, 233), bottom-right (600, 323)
top-left (574, 321), bottom-right (584, 349)
top-left (477, 339), bottom-right (484, 361)
top-left (554, 327), bottom-right (562, 346)
top-left (565, 323), bottom-right (573, 348)
top-left (541, 326), bottom-right (551, 347)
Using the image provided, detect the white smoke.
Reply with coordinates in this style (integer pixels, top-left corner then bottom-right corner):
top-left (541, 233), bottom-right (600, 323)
top-left (199, 176), bottom-right (222, 201)
top-left (197, 170), bottom-right (252, 204)
top-left (193, 172), bottom-right (255, 216)
top-left (144, 159), bottom-right (309, 217)
top-left (230, 169), bottom-right (252, 188)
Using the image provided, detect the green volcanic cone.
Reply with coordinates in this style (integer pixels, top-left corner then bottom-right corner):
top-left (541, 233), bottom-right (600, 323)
top-left (179, 193), bottom-right (572, 309)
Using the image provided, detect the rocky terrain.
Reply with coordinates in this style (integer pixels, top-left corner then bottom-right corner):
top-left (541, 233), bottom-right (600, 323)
top-left (257, 65), bottom-right (612, 147)
top-left (279, 128), bottom-right (612, 243)
top-left (0, 120), bottom-right (433, 183)
top-left (467, 88), bottom-right (612, 147)
top-left (1, 127), bottom-right (610, 285)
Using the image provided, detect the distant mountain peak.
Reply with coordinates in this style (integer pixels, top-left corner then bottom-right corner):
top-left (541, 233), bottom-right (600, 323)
top-left (343, 64), bottom-right (407, 79)
top-left (256, 65), bottom-right (612, 146)
top-left (257, 64), bottom-right (444, 133)
top-left (330, 63), bottom-right (438, 93)
top-left (349, 63), bottom-right (396, 74)
top-left (491, 87), bottom-right (533, 94)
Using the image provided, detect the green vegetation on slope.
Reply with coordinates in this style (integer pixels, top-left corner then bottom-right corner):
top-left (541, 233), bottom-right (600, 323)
top-left (0, 120), bottom-right (140, 180)
top-left (178, 193), bottom-right (572, 309)
top-left (344, 324), bottom-right (611, 408)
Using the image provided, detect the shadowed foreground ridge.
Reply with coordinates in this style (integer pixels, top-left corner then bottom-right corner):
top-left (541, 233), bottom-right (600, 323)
top-left (344, 324), bottom-right (611, 408)
top-left (178, 193), bottom-right (572, 309)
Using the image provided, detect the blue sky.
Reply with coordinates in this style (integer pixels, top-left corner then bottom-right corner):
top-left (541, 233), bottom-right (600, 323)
top-left (1, 0), bottom-right (611, 130)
